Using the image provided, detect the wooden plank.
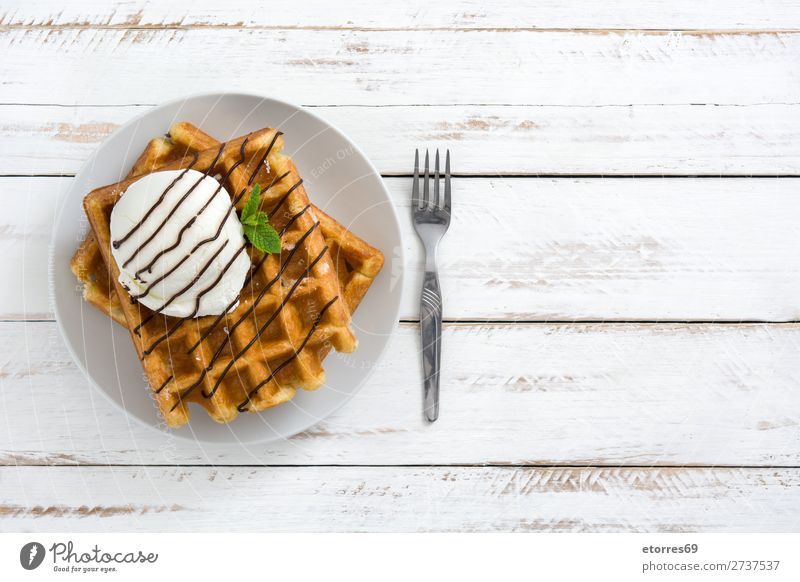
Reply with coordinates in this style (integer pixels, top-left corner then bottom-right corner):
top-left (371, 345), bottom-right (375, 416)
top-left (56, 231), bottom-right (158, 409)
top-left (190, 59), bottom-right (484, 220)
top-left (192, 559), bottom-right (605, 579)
top-left (6, 176), bottom-right (800, 322)
top-left (1, 466), bottom-right (798, 531)
top-left (4, 103), bottom-right (800, 176)
top-left (3, 0), bottom-right (800, 30)
top-left (1, 29), bottom-right (797, 106)
top-left (2, 321), bottom-right (799, 466)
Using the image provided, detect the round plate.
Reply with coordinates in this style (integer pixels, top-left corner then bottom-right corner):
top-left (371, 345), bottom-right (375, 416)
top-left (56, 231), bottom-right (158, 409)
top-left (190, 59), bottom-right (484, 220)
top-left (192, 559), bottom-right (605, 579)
top-left (50, 93), bottom-right (404, 444)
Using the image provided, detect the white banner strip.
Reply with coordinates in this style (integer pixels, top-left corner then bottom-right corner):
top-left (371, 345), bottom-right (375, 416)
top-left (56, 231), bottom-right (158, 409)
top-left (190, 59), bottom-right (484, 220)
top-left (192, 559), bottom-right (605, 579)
top-left (1, 533), bottom-right (798, 580)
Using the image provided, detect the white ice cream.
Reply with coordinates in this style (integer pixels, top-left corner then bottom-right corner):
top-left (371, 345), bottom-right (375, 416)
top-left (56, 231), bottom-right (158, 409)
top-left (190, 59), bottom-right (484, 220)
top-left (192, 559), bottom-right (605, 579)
top-left (110, 169), bottom-right (250, 318)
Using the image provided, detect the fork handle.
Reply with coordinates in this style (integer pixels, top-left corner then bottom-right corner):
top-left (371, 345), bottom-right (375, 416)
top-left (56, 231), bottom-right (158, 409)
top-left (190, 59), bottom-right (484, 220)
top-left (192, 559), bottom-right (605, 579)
top-left (420, 255), bottom-right (442, 422)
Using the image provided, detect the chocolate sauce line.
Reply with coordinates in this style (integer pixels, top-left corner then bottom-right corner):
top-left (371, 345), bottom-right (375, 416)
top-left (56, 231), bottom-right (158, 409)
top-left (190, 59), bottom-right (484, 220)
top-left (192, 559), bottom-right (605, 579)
top-left (250, 131), bottom-right (283, 185)
top-left (142, 317), bottom-right (185, 358)
top-left (129, 131), bottom-right (288, 359)
top-left (132, 239), bottom-right (228, 336)
top-left (135, 157), bottom-right (289, 347)
top-left (237, 296), bottom-right (339, 413)
top-left (134, 237), bottom-right (228, 338)
top-left (167, 158), bottom-right (288, 289)
top-left (129, 200), bottom-right (242, 301)
top-left (112, 155), bottom-right (199, 249)
top-left (201, 218), bottom-right (319, 369)
top-left (188, 244), bottom-right (248, 319)
top-left (137, 159), bottom-right (290, 352)
top-left (259, 171), bottom-right (291, 207)
top-left (184, 204), bottom-right (312, 355)
top-left (269, 179), bottom-right (303, 216)
top-left (133, 306), bottom-right (154, 336)
top-left (154, 375), bottom-right (173, 394)
top-left (133, 139), bottom-right (247, 279)
top-left (278, 203), bottom-right (312, 237)
top-left (219, 131), bottom-right (281, 212)
top-left (221, 168), bottom-right (291, 234)
top-left (141, 243), bottom-right (248, 357)
top-left (131, 252), bottom-right (192, 302)
top-left (178, 221), bottom-right (319, 390)
top-left (203, 130), bottom-right (281, 210)
top-left (176, 174), bottom-right (296, 354)
top-left (173, 244), bottom-right (329, 408)
top-left (167, 135), bottom-right (284, 292)
top-left (121, 143), bottom-right (226, 271)
top-left (123, 129), bottom-right (276, 286)
top-left (201, 245), bottom-right (329, 399)
top-left (138, 137), bottom-right (284, 297)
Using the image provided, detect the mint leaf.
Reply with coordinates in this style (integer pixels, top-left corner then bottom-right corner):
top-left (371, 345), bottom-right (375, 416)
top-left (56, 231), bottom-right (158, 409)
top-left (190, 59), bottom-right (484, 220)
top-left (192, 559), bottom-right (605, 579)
top-left (240, 184), bottom-right (261, 224)
top-left (247, 222), bottom-right (281, 254)
top-left (239, 184), bottom-right (281, 253)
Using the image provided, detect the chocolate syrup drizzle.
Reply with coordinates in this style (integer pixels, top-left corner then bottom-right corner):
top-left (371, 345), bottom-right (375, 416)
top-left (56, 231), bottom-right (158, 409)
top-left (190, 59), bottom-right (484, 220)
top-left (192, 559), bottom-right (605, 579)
top-left (131, 133), bottom-right (282, 338)
top-left (121, 130), bottom-right (338, 411)
top-left (155, 375), bottom-right (173, 394)
top-left (129, 142), bottom-right (248, 302)
top-left (236, 295), bottom-right (339, 412)
top-left (136, 156), bottom-right (290, 350)
top-left (269, 178), bottom-right (304, 216)
top-left (140, 242), bottom-right (248, 356)
top-left (132, 239), bottom-right (229, 335)
top-left (132, 139), bottom-right (249, 280)
top-left (203, 245), bottom-right (330, 397)
top-left (173, 243), bottom-right (330, 408)
top-left (111, 155), bottom-right (199, 250)
top-left (202, 219), bottom-right (321, 371)
top-left (121, 144), bottom-right (226, 270)
top-left (184, 201), bottom-right (308, 355)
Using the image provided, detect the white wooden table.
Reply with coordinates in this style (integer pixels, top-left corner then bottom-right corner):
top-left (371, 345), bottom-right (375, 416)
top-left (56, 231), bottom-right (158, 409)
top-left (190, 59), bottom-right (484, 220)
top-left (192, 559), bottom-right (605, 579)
top-left (2, 0), bottom-right (800, 532)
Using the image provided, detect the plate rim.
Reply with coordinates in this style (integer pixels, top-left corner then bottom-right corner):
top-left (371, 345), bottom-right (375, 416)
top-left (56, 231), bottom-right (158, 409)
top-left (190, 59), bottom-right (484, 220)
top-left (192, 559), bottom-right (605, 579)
top-left (49, 91), bottom-right (404, 444)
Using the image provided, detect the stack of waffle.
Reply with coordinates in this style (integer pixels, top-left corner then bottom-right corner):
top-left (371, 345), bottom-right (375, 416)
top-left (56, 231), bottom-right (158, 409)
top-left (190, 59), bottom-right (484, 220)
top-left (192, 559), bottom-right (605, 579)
top-left (71, 122), bottom-right (384, 427)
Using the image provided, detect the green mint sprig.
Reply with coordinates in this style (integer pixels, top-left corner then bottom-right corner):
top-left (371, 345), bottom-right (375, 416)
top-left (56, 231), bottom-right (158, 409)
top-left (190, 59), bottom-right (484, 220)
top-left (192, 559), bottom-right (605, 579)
top-left (239, 184), bottom-right (281, 254)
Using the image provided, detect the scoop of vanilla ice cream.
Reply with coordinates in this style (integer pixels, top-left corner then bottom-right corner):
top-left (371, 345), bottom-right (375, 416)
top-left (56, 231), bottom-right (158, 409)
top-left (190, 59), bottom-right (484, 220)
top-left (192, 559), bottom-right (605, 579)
top-left (110, 169), bottom-right (250, 318)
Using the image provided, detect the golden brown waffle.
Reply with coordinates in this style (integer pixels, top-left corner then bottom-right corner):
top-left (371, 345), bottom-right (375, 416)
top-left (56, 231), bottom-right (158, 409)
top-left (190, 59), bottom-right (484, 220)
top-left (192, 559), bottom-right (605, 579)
top-left (72, 208), bottom-right (382, 328)
top-left (79, 123), bottom-right (382, 427)
top-left (71, 125), bottom-right (384, 329)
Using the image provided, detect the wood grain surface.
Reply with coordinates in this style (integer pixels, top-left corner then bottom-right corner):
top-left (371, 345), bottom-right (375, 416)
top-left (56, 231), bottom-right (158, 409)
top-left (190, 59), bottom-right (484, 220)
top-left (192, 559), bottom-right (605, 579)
top-left (4, 104), bottom-right (800, 176)
top-left (4, 0), bottom-right (800, 30)
top-left (4, 176), bottom-right (800, 321)
top-left (0, 0), bottom-right (798, 533)
top-left (2, 466), bottom-right (799, 532)
top-left (1, 29), bottom-right (798, 107)
top-left (2, 321), bottom-right (799, 466)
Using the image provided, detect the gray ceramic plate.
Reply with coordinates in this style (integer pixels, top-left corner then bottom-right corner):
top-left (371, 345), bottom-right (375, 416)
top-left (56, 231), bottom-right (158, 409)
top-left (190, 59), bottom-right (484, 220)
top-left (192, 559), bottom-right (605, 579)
top-left (50, 93), bottom-right (403, 444)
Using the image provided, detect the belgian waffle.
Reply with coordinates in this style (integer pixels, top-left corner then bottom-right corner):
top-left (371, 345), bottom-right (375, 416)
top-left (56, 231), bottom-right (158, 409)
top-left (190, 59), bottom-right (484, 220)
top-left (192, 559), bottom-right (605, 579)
top-left (71, 124), bottom-right (384, 329)
top-left (79, 123), bottom-right (383, 427)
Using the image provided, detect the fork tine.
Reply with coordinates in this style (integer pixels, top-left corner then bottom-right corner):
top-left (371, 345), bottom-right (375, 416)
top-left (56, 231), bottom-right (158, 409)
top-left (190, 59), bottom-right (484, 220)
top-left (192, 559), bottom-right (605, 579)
top-left (433, 149), bottom-right (440, 208)
top-left (443, 149), bottom-right (451, 217)
top-left (422, 149), bottom-right (430, 208)
top-left (412, 149), bottom-right (420, 209)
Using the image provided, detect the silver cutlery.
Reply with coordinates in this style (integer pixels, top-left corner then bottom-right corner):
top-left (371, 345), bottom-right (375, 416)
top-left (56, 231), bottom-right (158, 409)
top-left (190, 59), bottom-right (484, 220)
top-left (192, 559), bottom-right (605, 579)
top-left (412, 149), bottom-right (451, 422)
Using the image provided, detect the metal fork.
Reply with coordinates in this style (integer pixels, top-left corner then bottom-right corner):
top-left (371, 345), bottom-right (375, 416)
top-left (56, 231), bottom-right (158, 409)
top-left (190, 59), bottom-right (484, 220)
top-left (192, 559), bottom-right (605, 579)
top-left (412, 149), bottom-right (451, 422)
